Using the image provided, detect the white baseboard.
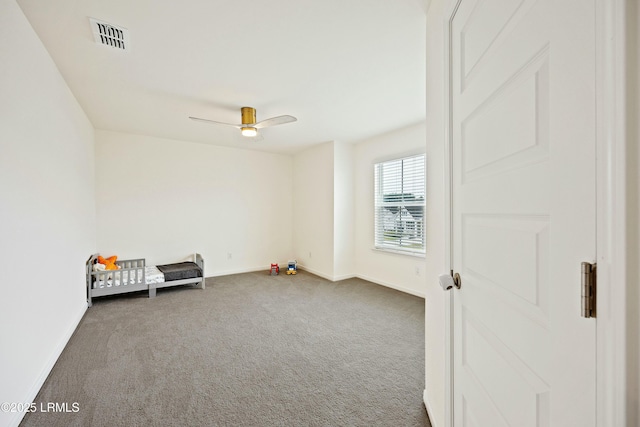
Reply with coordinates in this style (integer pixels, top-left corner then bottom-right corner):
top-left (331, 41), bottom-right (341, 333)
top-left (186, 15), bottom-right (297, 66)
top-left (356, 274), bottom-right (426, 298)
top-left (9, 302), bottom-right (87, 427)
top-left (212, 261), bottom-right (313, 278)
top-left (295, 264), bottom-right (335, 281)
top-left (332, 273), bottom-right (356, 281)
top-left (423, 389), bottom-right (438, 427)
top-left (296, 265), bottom-right (425, 298)
top-left (212, 264), bottom-right (345, 281)
top-left (296, 265), bottom-right (357, 282)
top-left (211, 266), bottom-right (271, 277)
top-left (212, 265), bottom-right (426, 299)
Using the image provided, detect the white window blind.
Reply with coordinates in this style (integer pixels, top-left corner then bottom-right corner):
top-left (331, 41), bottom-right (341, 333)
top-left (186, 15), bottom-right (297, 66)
top-left (374, 154), bottom-right (426, 254)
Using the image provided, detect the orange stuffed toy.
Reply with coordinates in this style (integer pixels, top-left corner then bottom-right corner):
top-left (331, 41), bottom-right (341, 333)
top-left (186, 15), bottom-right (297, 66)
top-left (98, 255), bottom-right (119, 270)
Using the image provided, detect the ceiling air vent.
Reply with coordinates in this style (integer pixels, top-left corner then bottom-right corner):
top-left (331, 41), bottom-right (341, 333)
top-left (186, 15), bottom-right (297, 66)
top-left (89, 18), bottom-right (130, 51)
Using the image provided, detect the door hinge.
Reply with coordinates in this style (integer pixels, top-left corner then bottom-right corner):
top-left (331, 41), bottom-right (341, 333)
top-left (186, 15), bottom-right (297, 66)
top-left (581, 262), bottom-right (596, 318)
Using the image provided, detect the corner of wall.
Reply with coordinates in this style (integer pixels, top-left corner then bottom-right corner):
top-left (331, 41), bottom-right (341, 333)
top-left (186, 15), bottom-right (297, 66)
top-left (292, 142), bottom-right (335, 278)
top-left (333, 141), bottom-right (356, 279)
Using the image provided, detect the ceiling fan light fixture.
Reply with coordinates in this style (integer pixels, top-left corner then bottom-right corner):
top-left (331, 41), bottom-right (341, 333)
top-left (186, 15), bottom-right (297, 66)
top-left (189, 106), bottom-right (296, 141)
top-left (241, 127), bottom-right (258, 137)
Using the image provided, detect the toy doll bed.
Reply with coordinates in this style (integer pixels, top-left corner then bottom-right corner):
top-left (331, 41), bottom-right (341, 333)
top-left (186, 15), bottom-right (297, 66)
top-left (86, 253), bottom-right (205, 307)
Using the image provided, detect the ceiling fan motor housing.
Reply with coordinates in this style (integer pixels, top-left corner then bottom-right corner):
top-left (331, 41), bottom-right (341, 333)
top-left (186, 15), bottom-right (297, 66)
top-left (241, 107), bottom-right (256, 125)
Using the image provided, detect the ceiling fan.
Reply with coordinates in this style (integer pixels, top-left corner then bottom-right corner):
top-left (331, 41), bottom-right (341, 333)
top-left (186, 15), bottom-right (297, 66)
top-left (189, 107), bottom-right (297, 138)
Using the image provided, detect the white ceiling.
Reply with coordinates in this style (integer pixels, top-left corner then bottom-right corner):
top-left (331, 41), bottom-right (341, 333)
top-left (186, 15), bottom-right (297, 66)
top-left (17, 0), bottom-right (426, 154)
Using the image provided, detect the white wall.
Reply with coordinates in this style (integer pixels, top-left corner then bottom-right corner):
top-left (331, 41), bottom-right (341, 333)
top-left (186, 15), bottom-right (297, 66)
top-left (628, 1), bottom-right (640, 423)
top-left (353, 123), bottom-right (429, 298)
top-left (292, 142), bottom-right (335, 278)
top-left (333, 142), bottom-right (355, 280)
top-left (423, 1), bottom-right (447, 425)
top-left (0, 1), bottom-right (96, 426)
top-left (291, 140), bottom-right (357, 282)
top-left (95, 131), bottom-right (293, 275)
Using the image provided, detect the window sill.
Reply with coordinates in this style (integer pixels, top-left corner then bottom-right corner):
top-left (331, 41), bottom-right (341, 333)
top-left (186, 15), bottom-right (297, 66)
top-left (372, 247), bottom-right (426, 259)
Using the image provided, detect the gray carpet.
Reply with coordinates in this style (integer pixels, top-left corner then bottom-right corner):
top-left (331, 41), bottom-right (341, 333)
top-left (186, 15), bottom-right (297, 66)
top-left (21, 271), bottom-right (430, 427)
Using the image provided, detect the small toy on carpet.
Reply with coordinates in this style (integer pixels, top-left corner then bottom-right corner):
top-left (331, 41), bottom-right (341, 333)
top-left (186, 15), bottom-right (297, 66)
top-left (270, 263), bottom-right (279, 275)
top-left (286, 260), bottom-right (297, 275)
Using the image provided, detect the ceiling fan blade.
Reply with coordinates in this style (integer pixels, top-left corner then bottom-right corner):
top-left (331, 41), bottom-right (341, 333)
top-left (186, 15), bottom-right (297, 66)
top-left (189, 116), bottom-right (242, 129)
top-left (252, 132), bottom-right (264, 142)
top-left (254, 115), bottom-right (297, 129)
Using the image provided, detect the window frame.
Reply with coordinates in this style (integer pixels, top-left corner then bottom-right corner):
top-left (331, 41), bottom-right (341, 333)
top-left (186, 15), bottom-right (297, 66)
top-left (373, 153), bottom-right (426, 256)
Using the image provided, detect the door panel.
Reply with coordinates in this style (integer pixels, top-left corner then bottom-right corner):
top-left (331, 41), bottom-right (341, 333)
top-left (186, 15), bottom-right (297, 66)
top-left (450, 0), bottom-right (596, 426)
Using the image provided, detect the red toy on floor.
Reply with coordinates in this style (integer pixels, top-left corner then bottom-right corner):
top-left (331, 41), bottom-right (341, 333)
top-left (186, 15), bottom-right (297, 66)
top-left (270, 263), bottom-right (279, 275)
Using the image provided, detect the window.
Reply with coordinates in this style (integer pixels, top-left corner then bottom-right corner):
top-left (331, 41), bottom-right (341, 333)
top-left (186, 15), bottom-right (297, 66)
top-left (374, 154), bottom-right (426, 255)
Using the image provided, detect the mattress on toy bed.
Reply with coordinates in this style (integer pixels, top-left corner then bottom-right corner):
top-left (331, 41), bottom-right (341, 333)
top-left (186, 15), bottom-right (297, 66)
top-left (156, 262), bottom-right (203, 282)
top-left (145, 266), bottom-right (165, 284)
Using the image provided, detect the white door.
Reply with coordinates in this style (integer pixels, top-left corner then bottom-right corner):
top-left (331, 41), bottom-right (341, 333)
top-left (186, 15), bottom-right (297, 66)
top-left (449, 0), bottom-right (596, 426)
